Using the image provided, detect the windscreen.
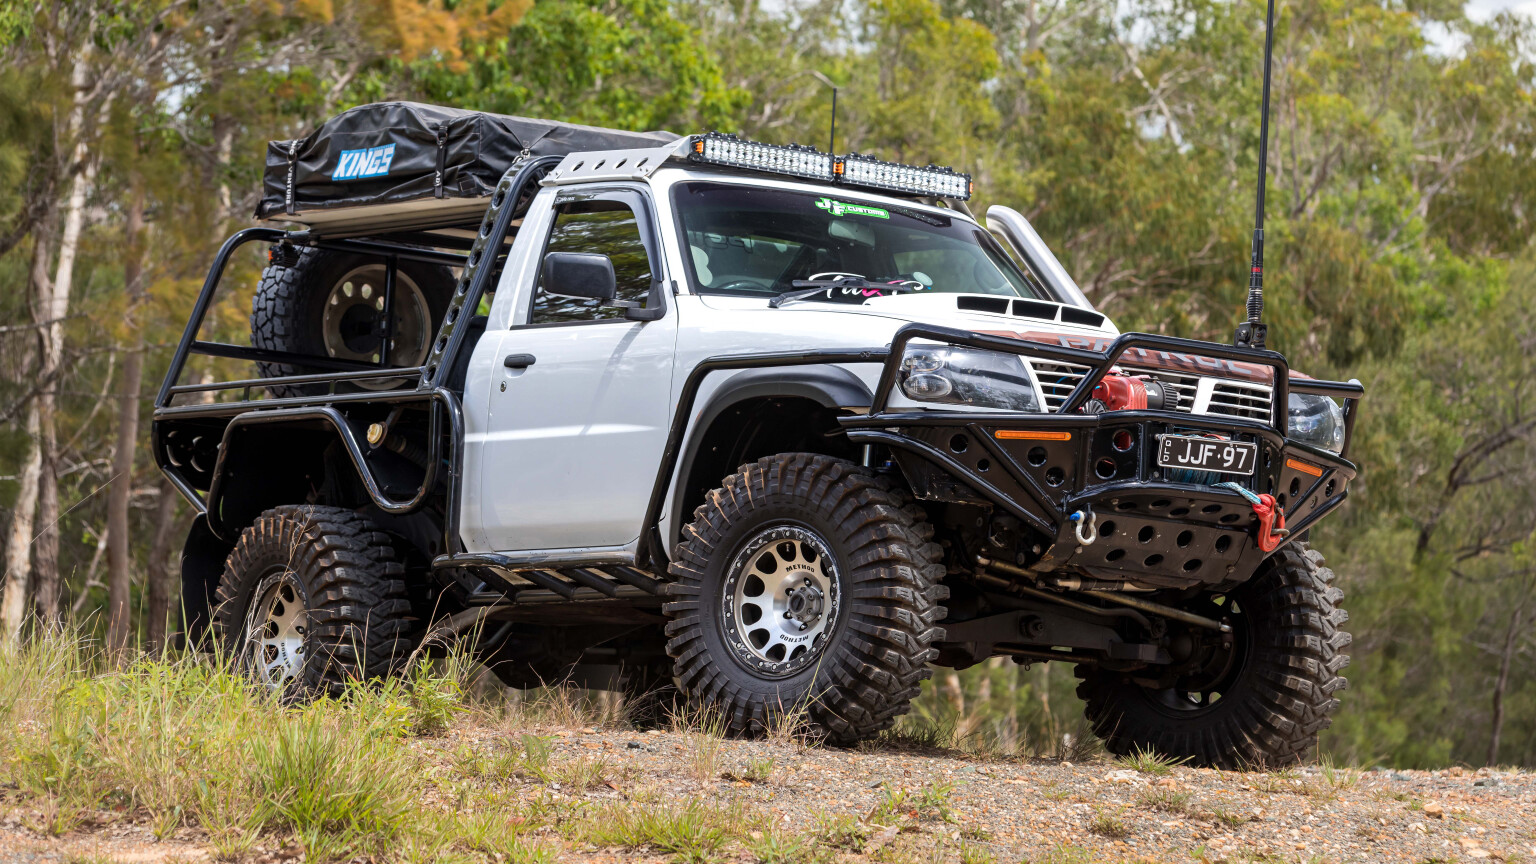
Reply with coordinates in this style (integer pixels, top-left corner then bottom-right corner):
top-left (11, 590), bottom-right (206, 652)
top-left (672, 182), bottom-right (1046, 300)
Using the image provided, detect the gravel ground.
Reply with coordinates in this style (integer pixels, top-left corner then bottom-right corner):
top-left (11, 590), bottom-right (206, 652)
top-left (4, 723), bottom-right (1535, 863)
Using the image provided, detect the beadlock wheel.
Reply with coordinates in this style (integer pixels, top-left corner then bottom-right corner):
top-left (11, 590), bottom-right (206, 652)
top-left (213, 505), bottom-right (415, 698)
top-left (722, 525), bottom-right (842, 677)
top-left (663, 453), bottom-right (949, 743)
top-left (242, 570), bottom-right (308, 690)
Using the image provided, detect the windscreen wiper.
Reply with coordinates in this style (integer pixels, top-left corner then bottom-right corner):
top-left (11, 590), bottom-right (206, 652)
top-left (768, 277), bottom-right (921, 308)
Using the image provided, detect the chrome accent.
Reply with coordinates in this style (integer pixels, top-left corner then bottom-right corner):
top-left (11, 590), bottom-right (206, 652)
top-left (984, 204), bottom-right (1094, 309)
top-left (1022, 359), bottom-right (1274, 420)
top-left (1031, 359), bottom-right (1092, 412)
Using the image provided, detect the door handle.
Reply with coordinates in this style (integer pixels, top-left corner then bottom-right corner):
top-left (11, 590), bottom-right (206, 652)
top-left (503, 353), bottom-right (537, 369)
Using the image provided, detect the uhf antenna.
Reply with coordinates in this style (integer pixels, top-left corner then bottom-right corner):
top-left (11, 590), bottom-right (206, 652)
top-left (829, 86), bottom-right (838, 153)
top-left (1235, 0), bottom-right (1277, 350)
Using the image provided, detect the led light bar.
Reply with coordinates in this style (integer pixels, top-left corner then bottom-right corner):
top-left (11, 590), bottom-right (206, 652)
top-left (686, 132), bottom-right (975, 200)
top-left (690, 132), bottom-right (834, 182)
top-left (839, 153), bottom-right (972, 200)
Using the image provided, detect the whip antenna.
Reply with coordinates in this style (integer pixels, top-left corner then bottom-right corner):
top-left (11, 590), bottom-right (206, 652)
top-left (1235, 0), bottom-right (1278, 350)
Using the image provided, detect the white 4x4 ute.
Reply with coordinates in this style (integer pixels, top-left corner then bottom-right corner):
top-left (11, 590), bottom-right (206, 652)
top-left (156, 103), bottom-right (1361, 767)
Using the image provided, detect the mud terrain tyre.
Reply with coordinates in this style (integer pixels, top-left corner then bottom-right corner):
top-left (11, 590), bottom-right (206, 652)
top-left (213, 505), bottom-right (415, 696)
top-left (663, 454), bottom-right (947, 744)
top-left (1076, 544), bottom-right (1350, 768)
top-left (250, 247), bottom-right (454, 397)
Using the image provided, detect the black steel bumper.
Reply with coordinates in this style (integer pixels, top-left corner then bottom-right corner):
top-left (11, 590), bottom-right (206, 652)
top-left (840, 324), bottom-right (1363, 588)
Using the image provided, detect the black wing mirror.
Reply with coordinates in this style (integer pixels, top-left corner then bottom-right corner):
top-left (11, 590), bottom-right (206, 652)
top-left (541, 252), bottom-right (617, 302)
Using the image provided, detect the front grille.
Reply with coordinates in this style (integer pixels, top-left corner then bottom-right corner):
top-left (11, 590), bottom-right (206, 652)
top-left (1030, 360), bottom-right (1091, 412)
top-left (1207, 379), bottom-right (1273, 422)
top-left (1024, 359), bottom-right (1274, 421)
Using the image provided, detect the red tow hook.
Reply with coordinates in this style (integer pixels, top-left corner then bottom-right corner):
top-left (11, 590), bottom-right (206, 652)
top-left (1216, 482), bottom-right (1290, 552)
top-left (1251, 493), bottom-right (1288, 552)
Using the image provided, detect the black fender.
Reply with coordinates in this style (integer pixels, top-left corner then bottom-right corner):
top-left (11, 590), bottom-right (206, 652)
top-left (666, 365), bottom-right (872, 551)
top-left (204, 407), bottom-right (437, 543)
top-left (180, 513), bottom-right (235, 648)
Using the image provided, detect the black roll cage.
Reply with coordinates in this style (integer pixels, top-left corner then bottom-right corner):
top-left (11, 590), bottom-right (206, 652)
top-left (153, 155), bottom-right (564, 552)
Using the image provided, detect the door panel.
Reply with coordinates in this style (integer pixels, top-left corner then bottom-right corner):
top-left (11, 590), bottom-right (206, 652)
top-left (478, 319), bottom-right (676, 550)
top-left (474, 186), bottom-right (677, 552)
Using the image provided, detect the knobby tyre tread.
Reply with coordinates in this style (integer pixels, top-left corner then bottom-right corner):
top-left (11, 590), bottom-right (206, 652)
top-left (1075, 542), bottom-right (1350, 769)
top-left (663, 453), bottom-right (948, 745)
top-left (214, 504), bottom-right (415, 696)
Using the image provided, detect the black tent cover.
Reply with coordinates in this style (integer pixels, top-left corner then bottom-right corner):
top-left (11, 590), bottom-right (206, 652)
top-left (257, 102), bottom-right (678, 219)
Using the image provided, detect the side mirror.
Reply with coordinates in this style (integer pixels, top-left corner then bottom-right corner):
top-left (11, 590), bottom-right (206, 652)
top-left (541, 252), bottom-right (617, 302)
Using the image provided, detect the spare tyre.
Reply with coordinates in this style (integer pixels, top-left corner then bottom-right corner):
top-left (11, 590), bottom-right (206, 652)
top-left (250, 247), bottom-right (455, 397)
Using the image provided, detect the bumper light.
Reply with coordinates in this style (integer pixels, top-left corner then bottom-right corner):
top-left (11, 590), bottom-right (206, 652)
top-left (899, 346), bottom-right (1041, 412)
top-left (1287, 392), bottom-right (1345, 453)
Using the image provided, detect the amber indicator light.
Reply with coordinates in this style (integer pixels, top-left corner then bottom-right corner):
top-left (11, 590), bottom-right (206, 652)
top-left (1286, 457), bottom-right (1324, 477)
top-left (995, 430), bottom-right (1072, 441)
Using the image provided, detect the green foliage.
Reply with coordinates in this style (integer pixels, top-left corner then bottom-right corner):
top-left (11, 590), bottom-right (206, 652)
top-left (570, 799), bottom-right (741, 862)
top-left (0, 632), bottom-right (485, 861)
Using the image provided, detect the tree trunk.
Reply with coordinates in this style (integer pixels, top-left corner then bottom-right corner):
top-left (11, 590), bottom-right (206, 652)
top-left (20, 50), bottom-right (96, 638)
top-left (1487, 604), bottom-right (1524, 767)
top-left (105, 189), bottom-right (146, 656)
top-left (31, 412), bottom-right (60, 625)
top-left (145, 476), bottom-right (179, 653)
top-left (0, 214), bottom-right (58, 640)
top-left (1, 405), bottom-right (43, 639)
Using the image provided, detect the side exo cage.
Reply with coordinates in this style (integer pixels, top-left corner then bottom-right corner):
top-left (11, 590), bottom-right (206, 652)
top-left (154, 153), bottom-right (1363, 672)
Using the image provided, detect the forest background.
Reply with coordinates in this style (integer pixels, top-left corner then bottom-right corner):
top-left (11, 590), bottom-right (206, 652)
top-left (1, 0), bottom-right (1533, 770)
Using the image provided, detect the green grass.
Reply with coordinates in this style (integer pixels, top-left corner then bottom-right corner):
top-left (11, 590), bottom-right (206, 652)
top-left (1088, 805), bottom-right (1132, 838)
top-left (1026, 845), bottom-right (1093, 864)
top-left (747, 826), bottom-right (834, 864)
top-left (1137, 787), bottom-right (1192, 813)
top-left (0, 631), bottom-right (473, 861)
top-left (814, 811), bottom-right (871, 850)
top-left (723, 755), bottom-right (775, 783)
top-left (1116, 745), bottom-right (1187, 775)
top-left (570, 799), bottom-right (746, 863)
top-left (1205, 806), bottom-right (1250, 827)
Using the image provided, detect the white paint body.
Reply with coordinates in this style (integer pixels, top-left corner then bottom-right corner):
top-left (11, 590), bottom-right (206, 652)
top-left (459, 167), bottom-right (1121, 556)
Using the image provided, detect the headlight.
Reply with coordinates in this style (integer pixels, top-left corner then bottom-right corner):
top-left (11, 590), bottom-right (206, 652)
top-left (898, 346), bottom-right (1040, 412)
top-left (1287, 392), bottom-right (1344, 453)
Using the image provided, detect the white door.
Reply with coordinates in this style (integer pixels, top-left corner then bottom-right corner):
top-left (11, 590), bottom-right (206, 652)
top-left (477, 188), bottom-right (677, 552)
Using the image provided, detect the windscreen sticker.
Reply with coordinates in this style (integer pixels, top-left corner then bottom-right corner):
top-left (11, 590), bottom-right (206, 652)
top-left (332, 144), bottom-right (396, 181)
top-left (814, 197), bottom-right (889, 219)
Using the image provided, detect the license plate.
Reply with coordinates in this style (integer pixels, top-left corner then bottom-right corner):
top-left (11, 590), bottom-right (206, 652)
top-left (1157, 434), bottom-right (1256, 476)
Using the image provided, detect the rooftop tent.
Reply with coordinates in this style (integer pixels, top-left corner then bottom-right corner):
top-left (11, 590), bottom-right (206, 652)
top-left (257, 101), bottom-right (678, 232)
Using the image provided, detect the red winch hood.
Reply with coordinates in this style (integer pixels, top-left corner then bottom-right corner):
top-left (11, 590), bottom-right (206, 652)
top-left (977, 330), bottom-right (1314, 385)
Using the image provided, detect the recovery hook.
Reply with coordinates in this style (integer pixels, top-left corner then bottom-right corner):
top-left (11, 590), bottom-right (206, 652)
top-left (1070, 507), bottom-right (1098, 546)
top-left (1216, 481), bottom-right (1289, 552)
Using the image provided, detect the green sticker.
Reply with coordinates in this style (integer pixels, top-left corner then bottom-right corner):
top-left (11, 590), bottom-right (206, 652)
top-left (814, 197), bottom-right (889, 219)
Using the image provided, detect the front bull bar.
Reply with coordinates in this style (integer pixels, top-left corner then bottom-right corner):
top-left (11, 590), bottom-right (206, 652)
top-left (840, 324), bottom-right (1364, 589)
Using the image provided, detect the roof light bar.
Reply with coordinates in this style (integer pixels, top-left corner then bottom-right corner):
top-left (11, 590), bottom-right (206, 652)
top-left (839, 153), bottom-right (973, 200)
top-left (687, 132), bottom-right (974, 200)
top-left (691, 132), bottom-right (834, 182)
